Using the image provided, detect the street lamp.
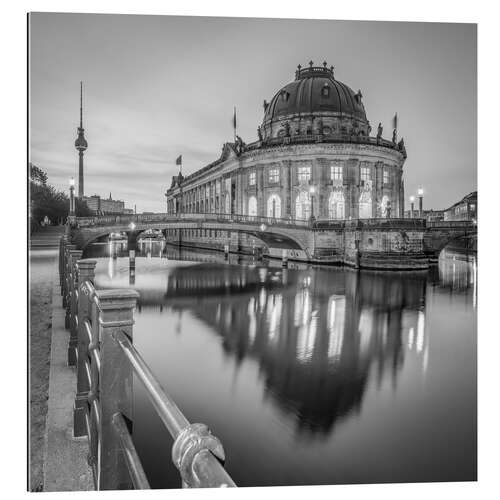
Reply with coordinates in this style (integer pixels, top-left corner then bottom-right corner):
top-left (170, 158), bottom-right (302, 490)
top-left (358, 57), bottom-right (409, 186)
top-left (69, 177), bottom-right (75, 217)
top-left (409, 195), bottom-right (415, 218)
top-left (309, 185), bottom-right (316, 221)
top-left (417, 187), bottom-right (424, 218)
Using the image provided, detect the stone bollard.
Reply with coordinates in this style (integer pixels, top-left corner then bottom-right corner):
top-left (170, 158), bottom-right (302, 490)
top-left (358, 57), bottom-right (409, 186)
top-left (96, 288), bottom-right (139, 490)
top-left (282, 249), bottom-right (288, 268)
top-left (74, 260), bottom-right (97, 438)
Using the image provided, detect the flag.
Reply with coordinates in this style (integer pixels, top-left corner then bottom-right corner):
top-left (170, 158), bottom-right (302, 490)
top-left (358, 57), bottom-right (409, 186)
top-left (392, 113), bottom-right (398, 130)
top-left (175, 155), bottom-right (182, 166)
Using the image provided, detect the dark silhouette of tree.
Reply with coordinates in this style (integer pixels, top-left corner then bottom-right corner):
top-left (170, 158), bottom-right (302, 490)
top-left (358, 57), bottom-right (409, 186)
top-left (29, 163), bottom-right (92, 227)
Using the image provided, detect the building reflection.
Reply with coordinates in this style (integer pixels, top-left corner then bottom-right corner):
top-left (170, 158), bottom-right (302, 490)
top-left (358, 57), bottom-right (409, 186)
top-left (158, 265), bottom-right (428, 436)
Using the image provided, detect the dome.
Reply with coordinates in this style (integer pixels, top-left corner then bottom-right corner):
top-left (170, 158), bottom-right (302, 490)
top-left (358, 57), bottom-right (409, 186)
top-left (263, 62), bottom-right (368, 125)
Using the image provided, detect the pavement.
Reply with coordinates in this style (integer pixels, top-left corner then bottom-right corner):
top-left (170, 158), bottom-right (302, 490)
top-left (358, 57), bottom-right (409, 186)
top-left (29, 226), bottom-right (94, 492)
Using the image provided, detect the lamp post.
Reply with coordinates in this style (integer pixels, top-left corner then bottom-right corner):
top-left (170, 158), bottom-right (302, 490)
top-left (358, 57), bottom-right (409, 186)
top-left (410, 196), bottom-right (415, 218)
top-left (418, 187), bottom-right (424, 218)
top-left (68, 177), bottom-right (76, 226)
top-left (309, 185), bottom-right (316, 222)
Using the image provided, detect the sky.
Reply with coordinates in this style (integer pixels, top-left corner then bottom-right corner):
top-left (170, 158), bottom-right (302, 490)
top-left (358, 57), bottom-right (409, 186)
top-left (29, 13), bottom-right (476, 213)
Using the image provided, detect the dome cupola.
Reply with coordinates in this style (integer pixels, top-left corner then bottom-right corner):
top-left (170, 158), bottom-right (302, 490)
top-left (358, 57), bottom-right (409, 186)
top-left (261, 61), bottom-right (370, 140)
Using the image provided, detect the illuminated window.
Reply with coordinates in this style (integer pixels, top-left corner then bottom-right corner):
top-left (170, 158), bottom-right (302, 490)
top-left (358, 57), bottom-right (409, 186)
top-left (383, 170), bottom-right (389, 184)
top-left (328, 190), bottom-right (345, 219)
top-left (248, 196), bottom-right (257, 216)
top-left (267, 194), bottom-right (281, 218)
top-left (361, 167), bottom-right (370, 182)
top-left (298, 166), bottom-right (311, 181)
top-left (249, 171), bottom-right (256, 186)
top-left (269, 168), bottom-right (280, 183)
top-left (295, 191), bottom-right (311, 220)
top-left (331, 165), bottom-right (343, 181)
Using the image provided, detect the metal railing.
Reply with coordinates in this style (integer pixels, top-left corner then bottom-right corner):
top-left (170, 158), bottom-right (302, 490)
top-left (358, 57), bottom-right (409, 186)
top-left (59, 237), bottom-right (236, 490)
top-left (75, 212), bottom-right (441, 232)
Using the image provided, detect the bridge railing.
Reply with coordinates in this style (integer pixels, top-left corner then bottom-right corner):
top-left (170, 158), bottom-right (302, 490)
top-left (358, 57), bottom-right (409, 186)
top-left (426, 220), bottom-right (477, 229)
top-left (59, 238), bottom-right (236, 490)
top-left (76, 213), bottom-right (437, 231)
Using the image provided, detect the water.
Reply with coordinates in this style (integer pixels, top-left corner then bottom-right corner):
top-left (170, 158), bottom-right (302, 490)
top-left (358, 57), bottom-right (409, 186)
top-left (85, 239), bottom-right (477, 488)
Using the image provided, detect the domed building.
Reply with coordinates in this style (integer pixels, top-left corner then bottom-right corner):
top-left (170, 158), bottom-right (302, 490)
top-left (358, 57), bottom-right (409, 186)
top-left (166, 61), bottom-right (407, 231)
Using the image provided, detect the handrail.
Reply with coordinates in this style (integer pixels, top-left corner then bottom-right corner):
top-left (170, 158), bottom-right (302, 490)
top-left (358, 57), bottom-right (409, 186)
top-left (113, 330), bottom-right (236, 488)
top-left (111, 413), bottom-right (150, 489)
top-left (59, 238), bottom-right (236, 490)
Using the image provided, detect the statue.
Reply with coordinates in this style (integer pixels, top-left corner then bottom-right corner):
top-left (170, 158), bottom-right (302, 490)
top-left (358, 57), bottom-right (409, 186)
top-left (257, 126), bottom-right (263, 142)
top-left (392, 129), bottom-right (397, 144)
top-left (398, 137), bottom-right (405, 150)
top-left (235, 135), bottom-right (246, 155)
top-left (316, 118), bottom-right (324, 135)
top-left (284, 121), bottom-right (291, 137)
top-left (377, 122), bottom-right (383, 140)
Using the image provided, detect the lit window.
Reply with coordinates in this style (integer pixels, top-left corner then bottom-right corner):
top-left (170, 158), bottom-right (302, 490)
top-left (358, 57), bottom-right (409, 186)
top-left (298, 166), bottom-right (311, 181)
top-left (331, 165), bottom-right (343, 181)
top-left (269, 168), bottom-right (280, 183)
top-left (383, 170), bottom-right (389, 184)
top-left (249, 171), bottom-right (256, 186)
top-left (361, 167), bottom-right (370, 182)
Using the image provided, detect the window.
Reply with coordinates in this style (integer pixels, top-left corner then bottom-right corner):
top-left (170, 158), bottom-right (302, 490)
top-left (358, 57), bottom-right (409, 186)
top-left (269, 168), bottom-right (280, 183)
top-left (249, 171), bottom-right (256, 186)
top-left (331, 165), bottom-right (343, 181)
top-left (381, 195), bottom-right (390, 217)
top-left (359, 190), bottom-right (372, 218)
top-left (322, 85), bottom-right (330, 98)
top-left (383, 170), bottom-right (389, 184)
top-left (298, 166), bottom-right (311, 181)
top-left (361, 167), bottom-right (370, 182)
top-left (248, 196), bottom-right (257, 216)
top-left (295, 191), bottom-right (311, 220)
top-left (267, 194), bottom-right (281, 218)
top-left (329, 190), bottom-right (345, 219)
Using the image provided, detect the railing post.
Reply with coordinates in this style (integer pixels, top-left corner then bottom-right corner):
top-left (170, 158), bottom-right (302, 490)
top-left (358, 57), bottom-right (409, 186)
top-left (74, 260), bottom-right (97, 439)
top-left (96, 288), bottom-right (139, 490)
top-left (68, 249), bottom-right (83, 365)
top-left (63, 243), bottom-right (76, 309)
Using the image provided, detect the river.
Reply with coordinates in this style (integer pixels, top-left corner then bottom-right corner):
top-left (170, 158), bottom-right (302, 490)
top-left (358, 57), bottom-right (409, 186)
top-left (84, 239), bottom-right (477, 488)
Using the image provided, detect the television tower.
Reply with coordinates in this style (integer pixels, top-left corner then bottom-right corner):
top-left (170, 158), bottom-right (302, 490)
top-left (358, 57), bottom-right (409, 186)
top-left (74, 81), bottom-right (88, 198)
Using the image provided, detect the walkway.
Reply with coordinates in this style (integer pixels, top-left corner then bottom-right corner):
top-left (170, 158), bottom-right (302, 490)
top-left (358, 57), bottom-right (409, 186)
top-left (29, 226), bottom-right (93, 491)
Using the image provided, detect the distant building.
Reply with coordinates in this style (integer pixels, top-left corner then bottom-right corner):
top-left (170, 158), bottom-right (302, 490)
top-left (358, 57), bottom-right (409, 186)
top-left (82, 192), bottom-right (130, 215)
top-left (443, 191), bottom-right (477, 222)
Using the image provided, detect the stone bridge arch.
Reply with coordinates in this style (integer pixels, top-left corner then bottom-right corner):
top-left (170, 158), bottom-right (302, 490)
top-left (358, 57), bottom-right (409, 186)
top-left (72, 219), bottom-right (315, 259)
top-left (423, 223), bottom-right (477, 260)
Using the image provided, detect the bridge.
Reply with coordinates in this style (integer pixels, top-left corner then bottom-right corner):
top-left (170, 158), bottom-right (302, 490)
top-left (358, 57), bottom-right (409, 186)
top-left (69, 213), bottom-right (477, 270)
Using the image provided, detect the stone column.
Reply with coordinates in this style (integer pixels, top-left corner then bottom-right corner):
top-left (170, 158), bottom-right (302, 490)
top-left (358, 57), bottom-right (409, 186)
top-left (96, 288), bottom-right (139, 490)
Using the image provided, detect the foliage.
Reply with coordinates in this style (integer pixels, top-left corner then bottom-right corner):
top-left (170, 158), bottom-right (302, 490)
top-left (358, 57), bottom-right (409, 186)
top-left (30, 162), bottom-right (48, 185)
top-left (29, 163), bottom-right (93, 224)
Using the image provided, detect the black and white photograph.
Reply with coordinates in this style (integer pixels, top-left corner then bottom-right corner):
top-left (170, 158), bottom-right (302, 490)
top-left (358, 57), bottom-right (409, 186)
top-left (22, 4), bottom-right (489, 497)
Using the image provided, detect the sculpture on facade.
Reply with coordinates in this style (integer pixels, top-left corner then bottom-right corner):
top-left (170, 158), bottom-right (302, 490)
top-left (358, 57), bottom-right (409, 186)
top-left (235, 135), bottom-right (246, 155)
top-left (392, 129), bottom-right (397, 144)
top-left (377, 122), bottom-right (383, 142)
top-left (257, 126), bottom-right (263, 142)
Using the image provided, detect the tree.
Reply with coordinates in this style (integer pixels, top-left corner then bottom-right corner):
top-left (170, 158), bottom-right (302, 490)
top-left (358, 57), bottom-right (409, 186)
top-left (29, 162), bottom-right (48, 185)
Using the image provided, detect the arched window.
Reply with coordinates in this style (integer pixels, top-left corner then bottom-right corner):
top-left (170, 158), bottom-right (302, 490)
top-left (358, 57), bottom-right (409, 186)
top-left (295, 191), bottom-right (311, 220)
top-left (329, 190), bottom-right (345, 219)
top-left (248, 196), bottom-right (258, 217)
top-left (381, 195), bottom-right (390, 217)
top-left (359, 190), bottom-right (372, 218)
top-left (267, 194), bottom-right (281, 219)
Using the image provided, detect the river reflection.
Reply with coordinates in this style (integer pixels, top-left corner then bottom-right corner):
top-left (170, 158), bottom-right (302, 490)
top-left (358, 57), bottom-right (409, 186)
top-left (85, 241), bottom-right (477, 488)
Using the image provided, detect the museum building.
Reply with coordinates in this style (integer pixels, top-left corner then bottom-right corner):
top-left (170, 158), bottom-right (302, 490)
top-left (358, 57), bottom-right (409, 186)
top-left (165, 61), bottom-right (407, 226)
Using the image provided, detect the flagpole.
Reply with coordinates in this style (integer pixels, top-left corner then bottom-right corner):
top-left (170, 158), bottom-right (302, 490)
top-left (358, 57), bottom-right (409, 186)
top-left (233, 106), bottom-right (236, 143)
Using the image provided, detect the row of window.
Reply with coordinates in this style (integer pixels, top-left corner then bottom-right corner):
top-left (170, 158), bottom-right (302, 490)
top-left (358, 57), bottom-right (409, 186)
top-left (246, 192), bottom-right (392, 220)
top-left (248, 166), bottom-right (391, 185)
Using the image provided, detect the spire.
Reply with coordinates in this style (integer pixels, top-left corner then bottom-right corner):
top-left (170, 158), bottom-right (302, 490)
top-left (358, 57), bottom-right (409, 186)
top-left (80, 81), bottom-right (83, 129)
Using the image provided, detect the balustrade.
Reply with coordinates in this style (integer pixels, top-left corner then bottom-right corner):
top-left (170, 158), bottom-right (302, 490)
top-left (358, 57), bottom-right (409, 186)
top-left (59, 237), bottom-right (236, 490)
